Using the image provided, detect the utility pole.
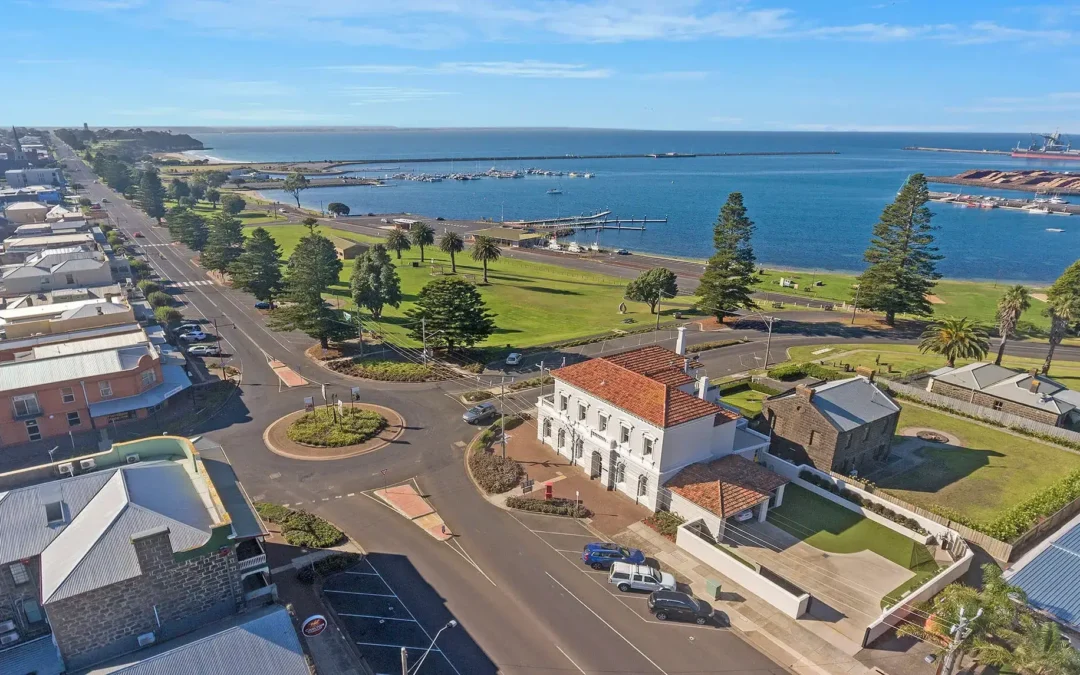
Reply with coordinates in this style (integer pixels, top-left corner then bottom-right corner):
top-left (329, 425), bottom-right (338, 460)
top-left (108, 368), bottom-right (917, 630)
top-left (939, 607), bottom-right (982, 675)
top-left (500, 381), bottom-right (507, 458)
top-left (850, 283), bottom-right (861, 325)
top-left (655, 289), bottom-right (662, 330)
top-left (212, 317), bottom-right (226, 379)
top-left (400, 647), bottom-right (408, 675)
top-left (763, 315), bottom-right (775, 370)
top-left (421, 317), bottom-right (427, 364)
top-left (539, 361), bottom-right (545, 400)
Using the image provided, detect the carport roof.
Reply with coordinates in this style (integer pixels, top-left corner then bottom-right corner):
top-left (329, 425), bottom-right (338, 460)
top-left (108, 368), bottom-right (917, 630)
top-left (666, 455), bottom-right (788, 519)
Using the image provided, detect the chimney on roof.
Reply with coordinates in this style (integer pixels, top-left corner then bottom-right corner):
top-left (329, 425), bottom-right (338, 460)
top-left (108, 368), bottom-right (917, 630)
top-left (1030, 378), bottom-right (1040, 394)
top-left (683, 358), bottom-right (690, 374)
top-left (675, 326), bottom-right (686, 356)
top-left (855, 366), bottom-right (875, 382)
top-left (699, 375), bottom-right (710, 400)
top-left (795, 383), bottom-right (814, 400)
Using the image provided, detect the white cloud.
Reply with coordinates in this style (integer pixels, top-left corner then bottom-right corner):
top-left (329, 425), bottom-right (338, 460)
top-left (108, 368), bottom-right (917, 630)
top-left (328, 60), bottom-right (612, 79)
top-left (344, 86), bottom-right (457, 105)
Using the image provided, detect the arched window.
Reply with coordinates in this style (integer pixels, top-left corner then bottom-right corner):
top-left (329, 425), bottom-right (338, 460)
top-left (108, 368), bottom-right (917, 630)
top-left (542, 418), bottom-right (551, 438)
top-left (557, 428), bottom-right (566, 448)
top-left (637, 474), bottom-right (648, 497)
top-left (574, 438), bottom-right (584, 458)
top-left (615, 462), bottom-right (626, 484)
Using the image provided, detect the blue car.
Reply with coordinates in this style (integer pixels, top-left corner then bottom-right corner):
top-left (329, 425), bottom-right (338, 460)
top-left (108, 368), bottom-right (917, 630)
top-left (254, 301), bottom-right (272, 310)
top-left (581, 542), bottom-right (646, 570)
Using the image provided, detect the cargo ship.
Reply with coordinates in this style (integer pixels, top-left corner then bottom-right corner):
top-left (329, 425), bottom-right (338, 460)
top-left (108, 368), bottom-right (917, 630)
top-left (1012, 132), bottom-right (1080, 161)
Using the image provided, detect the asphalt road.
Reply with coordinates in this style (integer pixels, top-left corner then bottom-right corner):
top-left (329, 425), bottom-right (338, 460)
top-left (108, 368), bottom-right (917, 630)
top-left (57, 140), bottom-right (790, 674)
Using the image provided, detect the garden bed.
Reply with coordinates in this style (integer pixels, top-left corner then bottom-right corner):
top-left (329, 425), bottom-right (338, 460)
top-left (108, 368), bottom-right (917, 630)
top-left (327, 357), bottom-right (438, 382)
top-left (254, 502), bottom-right (346, 548)
top-left (287, 408), bottom-right (387, 447)
top-left (506, 496), bottom-right (590, 518)
top-left (643, 511), bottom-right (686, 542)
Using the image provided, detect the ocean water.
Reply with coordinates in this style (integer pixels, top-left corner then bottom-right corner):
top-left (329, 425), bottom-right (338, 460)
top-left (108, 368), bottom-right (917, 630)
top-left (188, 130), bottom-right (1080, 283)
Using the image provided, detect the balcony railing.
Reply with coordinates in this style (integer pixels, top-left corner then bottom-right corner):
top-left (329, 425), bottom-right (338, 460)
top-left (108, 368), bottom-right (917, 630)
top-left (238, 553), bottom-right (267, 571)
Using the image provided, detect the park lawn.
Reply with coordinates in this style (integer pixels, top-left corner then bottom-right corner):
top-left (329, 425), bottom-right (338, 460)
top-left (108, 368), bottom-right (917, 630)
top-left (877, 406), bottom-right (1080, 524)
top-left (721, 387), bottom-right (768, 417)
top-left (785, 343), bottom-right (1080, 390)
top-left (241, 223), bottom-right (382, 258)
top-left (754, 269), bottom-right (1050, 330)
top-left (163, 198), bottom-right (275, 223)
top-left (767, 484), bottom-right (937, 572)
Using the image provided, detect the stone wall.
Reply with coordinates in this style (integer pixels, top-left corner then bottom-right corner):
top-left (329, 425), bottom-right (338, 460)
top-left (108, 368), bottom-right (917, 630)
top-left (0, 557), bottom-right (52, 643)
top-left (45, 527), bottom-right (243, 670)
top-left (762, 394), bottom-right (897, 473)
top-left (928, 380), bottom-right (1062, 426)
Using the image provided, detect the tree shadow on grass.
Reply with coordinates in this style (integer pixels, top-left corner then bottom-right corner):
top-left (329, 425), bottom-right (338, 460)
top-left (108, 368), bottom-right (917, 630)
top-left (874, 444), bottom-right (1002, 494)
top-left (519, 286), bottom-right (582, 295)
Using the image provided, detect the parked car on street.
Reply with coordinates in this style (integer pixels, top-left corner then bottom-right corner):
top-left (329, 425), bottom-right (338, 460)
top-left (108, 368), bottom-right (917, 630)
top-left (186, 344), bottom-right (221, 356)
top-left (505, 352), bottom-right (522, 366)
top-left (608, 563), bottom-right (676, 593)
top-left (100, 198), bottom-right (109, 203)
top-left (615, 249), bottom-right (629, 255)
top-left (647, 591), bottom-right (713, 625)
top-left (175, 323), bottom-right (201, 335)
top-left (462, 402), bottom-right (497, 424)
top-left (133, 231), bottom-right (144, 238)
top-left (254, 301), bottom-right (272, 310)
top-left (581, 543), bottom-right (646, 570)
top-left (178, 330), bottom-right (209, 342)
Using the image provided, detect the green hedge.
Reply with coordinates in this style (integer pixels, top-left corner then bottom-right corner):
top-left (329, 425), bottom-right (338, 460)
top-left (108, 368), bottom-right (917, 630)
top-left (146, 291), bottom-right (173, 307)
top-left (686, 339), bottom-right (746, 354)
top-left (330, 358), bottom-right (437, 382)
top-left (798, 470), bottom-right (929, 535)
top-left (509, 375), bottom-right (554, 392)
top-left (254, 502), bottom-right (346, 548)
top-left (981, 468), bottom-right (1080, 541)
top-left (644, 511), bottom-right (685, 540)
top-left (287, 408), bottom-right (387, 447)
top-left (506, 496), bottom-right (590, 517)
top-left (767, 362), bottom-right (844, 382)
top-left (296, 552), bottom-right (363, 584)
top-left (469, 449), bottom-right (523, 493)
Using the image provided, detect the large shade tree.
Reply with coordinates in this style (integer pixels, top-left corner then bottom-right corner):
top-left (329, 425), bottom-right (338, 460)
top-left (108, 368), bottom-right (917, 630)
top-left (282, 171), bottom-right (310, 208)
top-left (268, 231), bottom-right (345, 348)
top-left (350, 244), bottom-right (402, 319)
top-left (918, 316), bottom-right (989, 367)
top-left (625, 267), bottom-right (678, 314)
top-left (405, 278), bottom-right (496, 350)
top-left (199, 211), bottom-right (245, 274)
top-left (994, 285), bottom-right (1031, 365)
top-left (137, 167), bottom-right (166, 224)
top-left (696, 192), bottom-right (757, 322)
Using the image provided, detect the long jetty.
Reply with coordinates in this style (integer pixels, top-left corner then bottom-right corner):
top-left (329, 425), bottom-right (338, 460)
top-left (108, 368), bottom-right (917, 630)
top-left (510, 210), bottom-right (668, 231)
top-left (323, 150), bottom-right (838, 169)
top-left (904, 146), bottom-right (1011, 156)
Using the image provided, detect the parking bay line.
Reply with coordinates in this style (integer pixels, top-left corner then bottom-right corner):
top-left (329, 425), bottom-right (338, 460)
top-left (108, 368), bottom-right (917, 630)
top-left (528, 530), bottom-right (596, 537)
top-left (556, 645), bottom-right (587, 675)
top-left (324, 590), bottom-right (397, 598)
top-left (545, 572), bottom-right (669, 675)
top-left (337, 613), bottom-right (417, 622)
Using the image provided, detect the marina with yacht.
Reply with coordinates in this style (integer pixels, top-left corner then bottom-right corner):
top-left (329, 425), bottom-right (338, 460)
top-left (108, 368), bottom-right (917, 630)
top-left (929, 190), bottom-right (1076, 219)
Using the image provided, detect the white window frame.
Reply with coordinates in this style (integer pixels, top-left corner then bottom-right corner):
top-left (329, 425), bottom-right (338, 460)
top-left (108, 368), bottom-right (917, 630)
top-left (559, 394), bottom-right (568, 412)
top-left (577, 403), bottom-right (587, 422)
top-left (12, 393), bottom-right (41, 417)
top-left (9, 562), bottom-right (30, 586)
top-left (25, 419), bottom-right (41, 442)
top-left (99, 380), bottom-right (113, 398)
top-left (67, 411), bottom-right (81, 427)
top-left (642, 436), bottom-right (654, 456)
top-left (598, 413), bottom-right (608, 432)
top-left (619, 423), bottom-right (631, 445)
top-left (60, 386), bottom-right (76, 404)
top-left (141, 369), bottom-right (157, 389)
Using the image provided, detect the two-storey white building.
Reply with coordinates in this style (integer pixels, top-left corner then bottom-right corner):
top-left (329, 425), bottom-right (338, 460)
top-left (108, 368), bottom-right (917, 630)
top-left (536, 339), bottom-right (772, 513)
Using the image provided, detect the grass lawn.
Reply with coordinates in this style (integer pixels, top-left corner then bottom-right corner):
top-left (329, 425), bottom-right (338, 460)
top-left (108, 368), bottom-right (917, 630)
top-left (720, 386), bottom-right (768, 417)
top-left (754, 269), bottom-right (1050, 330)
top-left (768, 484), bottom-right (937, 572)
top-left (878, 406), bottom-right (1080, 524)
top-left (258, 223), bottom-right (676, 348)
top-left (242, 223), bottom-right (382, 258)
top-left (785, 343), bottom-right (1080, 390)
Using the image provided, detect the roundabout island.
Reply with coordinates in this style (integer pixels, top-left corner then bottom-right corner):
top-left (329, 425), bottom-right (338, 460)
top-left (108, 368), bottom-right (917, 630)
top-left (263, 403), bottom-right (406, 461)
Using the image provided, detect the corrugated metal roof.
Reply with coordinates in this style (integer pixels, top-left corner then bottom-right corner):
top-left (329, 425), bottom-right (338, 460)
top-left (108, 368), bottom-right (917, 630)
top-left (87, 364), bottom-right (192, 418)
top-left (31, 330), bottom-right (146, 359)
top-left (772, 376), bottom-right (899, 432)
top-left (933, 363), bottom-right (1076, 415)
top-left (84, 605), bottom-right (307, 675)
top-left (0, 635), bottom-right (65, 675)
top-left (0, 344), bottom-right (154, 392)
top-left (197, 440), bottom-right (269, 540)
top-left (1011, 522), bottom-right (1080, 627)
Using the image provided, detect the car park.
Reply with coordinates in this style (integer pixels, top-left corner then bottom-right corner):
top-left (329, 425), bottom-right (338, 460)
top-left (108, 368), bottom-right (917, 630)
top-left (647, 591), bottom-right (713, 625)
top-left (505, 352), bottom-right (522, 366)
top-left (178, 330), bottom-right (208, 342)
top-left (581, 542), bottom-right (646, 570)
top-left (462, 402), bottom-right (497, 424)
top-left (186, 344), bottom-right (221, 356)
top-left (608, 562), bottom-right (676, 593)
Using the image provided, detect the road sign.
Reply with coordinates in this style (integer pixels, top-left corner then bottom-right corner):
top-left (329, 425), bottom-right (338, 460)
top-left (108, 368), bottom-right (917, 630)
top-left (304, 396), bottom-right (315, 412)
top-left (350, 386), bottom-right (361, 401)
top-left (301, 615), bottom-right (327, 637)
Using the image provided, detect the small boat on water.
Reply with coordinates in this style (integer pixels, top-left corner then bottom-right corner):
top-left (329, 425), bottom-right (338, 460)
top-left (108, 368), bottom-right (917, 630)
top-left (583, 173), bottom-right (594, 178)
top-left (1047, 228), bottom-right (1065, 232)
top-left (546, 188), bottom-right (563, 195)
top-left (1049, 196), bottom-right (1068, 205)
top-left (1027, 206), bottom-right (1051, 214)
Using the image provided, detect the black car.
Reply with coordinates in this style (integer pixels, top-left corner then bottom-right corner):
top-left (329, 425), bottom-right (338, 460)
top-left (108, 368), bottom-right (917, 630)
top-left (647, 590), bottom-right (713, 625)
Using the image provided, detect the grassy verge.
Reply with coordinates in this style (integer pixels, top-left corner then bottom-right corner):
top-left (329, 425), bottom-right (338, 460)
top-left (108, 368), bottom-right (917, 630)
top-left (768, 485), bottom-right (937, 572)
top-left (286, 408), bottom-right (387, 447)
top-left (720, 387), bottom-right (769, 417)
top-left (878, 406), bottom-right (1080, 524)
top-left (327, 358), bottom-right (437, 382)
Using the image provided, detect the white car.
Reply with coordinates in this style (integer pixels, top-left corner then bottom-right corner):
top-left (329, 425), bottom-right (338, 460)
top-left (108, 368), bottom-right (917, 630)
top-left (734, 509), bottom-right (755, 523)
top-left (505, 352), bottom-right (522, 366)
top-left (175, 323), bottom-right (201, 335)
top-left (178, 330), bottom-right (208, 342)
top-left (608, 562), bottom-right (676, 593)
top-left (187, 344), bottom-right (221, 356)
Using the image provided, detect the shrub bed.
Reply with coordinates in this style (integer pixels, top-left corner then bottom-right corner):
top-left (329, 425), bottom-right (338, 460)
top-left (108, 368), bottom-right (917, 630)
top-left (686, 339), bottom-right (746, 354)
top-left (461, 390), bottom-right (494, 403)
top-left (329, 358), bottom-right (437, 382)
top-left (255, 502), bottom-right (346, 548)
top-left (296, 552), bottom-right (363, 583)
top-left (509, 375), bottom-right (554, 392)
top-left (798, 470), bottom-right (929, 535)
top-left (287, 408), bottom-right (387, 447)
top-left (146, 291), bottom-right (173, 307)
top-left (506, 496), bottom-right (591, 518)
top-left (469, 448), bottom-right (523, 493)
top-left (644, 511), bottom-right (686, 541)
top-left (767, 362), bottom-right (844, 382)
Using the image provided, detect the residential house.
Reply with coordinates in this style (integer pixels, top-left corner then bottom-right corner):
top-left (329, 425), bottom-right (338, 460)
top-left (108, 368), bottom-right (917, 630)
top-left (536, 332), bottom-right (772, 511)
top-left (0, 186), bottom-right (63, 205)
top-left (3, 201), bottom-right (49, 224)
top-left (5, 169), bottom-right (64, 189)
top-left (761, 372), bottom-right (900, 474)
top-left (0, 248), bottom-right (129, 296)
top-left (467, 227), bottom-right (544, 248)
top-left (0, 436), bottom-right (276, 673)
top-left (0, 333), bottom-right (192, 446)
top-left (926, 363), bottom-right (1080, 427)
top-left (1, 232), bottom-right (99, 262)
top-left (0, 295), bottom-right (133, 339)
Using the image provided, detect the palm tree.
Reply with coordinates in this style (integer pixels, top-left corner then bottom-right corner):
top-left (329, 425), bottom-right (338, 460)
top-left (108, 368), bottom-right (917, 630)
top-left (1043, 295), bottom-right (1079, 375)
top-left (470, 236), bottom-right (501, 283)
top-left (439, 231), bottom-right (465, 273)
top-left (1001, 615), bottom-right (1080, 675)
top-left (918, 316), bottom-right (990, 368)
top-left (994, 285), bottom-right (1031, 365)
top-left (409, 221), bottom-right (434, 262)
top-left (385, 228), bottom-right (411, 260)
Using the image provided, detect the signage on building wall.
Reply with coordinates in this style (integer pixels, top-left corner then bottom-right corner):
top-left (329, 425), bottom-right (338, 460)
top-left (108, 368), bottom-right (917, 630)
top-left (301, 615), bottom-right (327, 637)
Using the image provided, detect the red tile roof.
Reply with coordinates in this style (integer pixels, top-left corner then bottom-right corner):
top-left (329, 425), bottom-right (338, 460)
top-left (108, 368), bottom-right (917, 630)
top-left (667, 455), bottom-right (789, 519)
top-left (552, 347), bottom-right (738, 428)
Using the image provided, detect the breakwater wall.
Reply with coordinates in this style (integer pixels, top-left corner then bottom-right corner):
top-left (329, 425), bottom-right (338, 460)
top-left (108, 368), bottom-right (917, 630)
top-left (323, 150), bottom-right (839, 169)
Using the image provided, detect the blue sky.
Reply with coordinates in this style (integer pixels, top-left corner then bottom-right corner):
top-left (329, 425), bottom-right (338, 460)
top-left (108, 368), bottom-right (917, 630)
top-left (3, 0), bottom-right (1079, 131)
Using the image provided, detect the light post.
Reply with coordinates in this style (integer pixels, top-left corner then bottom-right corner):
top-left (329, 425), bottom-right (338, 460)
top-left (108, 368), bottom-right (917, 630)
top-left (850, 284), bottom-right (861, 325)
top-left (403, 619), bottom-right (457, 674)
top-left (733, 310), bottom-right (778, 370)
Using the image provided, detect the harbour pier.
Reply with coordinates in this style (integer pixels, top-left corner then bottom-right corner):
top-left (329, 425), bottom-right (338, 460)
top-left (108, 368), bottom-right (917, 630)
top-left (509, 210), bottom-right (668, 231)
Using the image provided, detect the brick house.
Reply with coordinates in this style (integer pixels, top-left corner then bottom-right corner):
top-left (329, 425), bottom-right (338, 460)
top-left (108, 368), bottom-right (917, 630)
top-left (926, 363), bottom-right (1080, 427)
top-left (761, 373), bottom-right (900, 474)
top-left (0, 436), bottom-right (273, 673)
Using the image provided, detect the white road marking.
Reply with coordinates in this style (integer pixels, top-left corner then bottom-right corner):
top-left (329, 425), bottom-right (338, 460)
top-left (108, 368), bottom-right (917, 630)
top-left (556, 645), bottom-right (588, 675)
top-left (345, 571), bottom-right (382, 576)
top-left (337, 614), bottom-right (416, 622)
top-left (545, 572), bottom-right (669, 675)
top-left (527, 530), bottom-right (596, 537)
top-left (324, 590), bottom-right (397, 598)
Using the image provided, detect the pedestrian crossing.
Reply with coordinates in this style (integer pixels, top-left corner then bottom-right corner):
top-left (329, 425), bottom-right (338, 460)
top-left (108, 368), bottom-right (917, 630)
top-left (170, 280), bottom-right (214, 288)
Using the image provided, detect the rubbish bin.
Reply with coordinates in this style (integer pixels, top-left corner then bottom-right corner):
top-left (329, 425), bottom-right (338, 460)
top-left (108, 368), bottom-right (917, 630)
top-left (705, 578), bottom-right (722, 600)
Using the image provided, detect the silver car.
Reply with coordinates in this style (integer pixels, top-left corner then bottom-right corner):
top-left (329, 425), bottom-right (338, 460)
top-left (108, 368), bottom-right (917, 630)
top-left (462, 402), bottom-right (497, 424)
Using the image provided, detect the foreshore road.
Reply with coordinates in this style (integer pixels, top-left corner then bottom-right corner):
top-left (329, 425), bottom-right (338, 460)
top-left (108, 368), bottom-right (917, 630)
top-left (56, 138), bottom-right (791, 675)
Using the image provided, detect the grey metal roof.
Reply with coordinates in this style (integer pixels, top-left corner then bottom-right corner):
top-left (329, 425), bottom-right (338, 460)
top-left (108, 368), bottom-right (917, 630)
top-left (87, 364), bottom-right (192, 418)
top-left (1010, 522), bottom-right (1080, 628)
top-left (0, 323), bottom-right (141, 354)
top-left (196, 439), bottom-right (269, 540)
top-left (61, 301), bottom-right (129, 320)
top-left (31, 330), bottom-right (147, 359)
top-left (0, 635), bottom-right (65, 675)
top-left (776, 376), bottom-right (900, 432)
top-left (0, 344), bottom-right (155, 393)
top-left (83, 605), bottom-right (307, 675)
top-left (933, 363), bottom-right (1076, 415)
top-left (935, 362), bottom-right (1017, 390)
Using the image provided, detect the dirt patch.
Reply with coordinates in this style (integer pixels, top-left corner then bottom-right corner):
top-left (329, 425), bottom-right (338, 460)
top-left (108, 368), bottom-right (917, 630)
top-left (925, 295), bottom-right (945, 305)
top-left (263, 403), bottom-right (405, 460)
top-left (1031, 293), bottom-right (1048, 302)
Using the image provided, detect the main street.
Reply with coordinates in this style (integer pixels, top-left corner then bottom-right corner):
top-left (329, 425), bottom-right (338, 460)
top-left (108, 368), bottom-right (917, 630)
top-left (57, 140), bottom-right (792, 674)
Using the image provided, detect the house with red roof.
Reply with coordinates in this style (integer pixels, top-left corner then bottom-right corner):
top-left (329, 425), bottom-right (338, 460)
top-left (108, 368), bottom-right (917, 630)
top-left (536, 336), bottom-right (775, 514)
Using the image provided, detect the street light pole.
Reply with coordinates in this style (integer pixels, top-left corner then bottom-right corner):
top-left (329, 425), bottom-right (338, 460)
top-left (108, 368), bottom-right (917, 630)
top-left (763, 315), bottom-right (775, 370)
top-left (404, 620), bottom-right (457, 674)
top-left (940, 607), bottom-right (981, 675)
top-left (850, 283), bottom-right (861, 325)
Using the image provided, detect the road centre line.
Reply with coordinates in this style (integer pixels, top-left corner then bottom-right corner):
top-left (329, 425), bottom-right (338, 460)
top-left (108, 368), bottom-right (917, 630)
top-left (556, 645), bottom-right (588, 675)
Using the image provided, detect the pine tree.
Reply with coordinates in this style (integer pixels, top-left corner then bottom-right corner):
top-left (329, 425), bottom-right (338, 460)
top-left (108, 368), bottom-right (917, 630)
top-left (230, 228), bottom-right (284, 304)
top-left (856, 173), bottom-right (942, 326)
top-left (137, 168), bottom-right (166, 223)
top-left (199, 211), bottom-right (245, 273)
top-left (166, 206), bottom-right (208, 251)
top-left (405, 278), bottom-right (496, 350)
top-left (696, 192), bottom-right (757, 322)
top-left (268, 232), bottom-right (345, 348)
top-left (350, 244), bottom-right (402, 319)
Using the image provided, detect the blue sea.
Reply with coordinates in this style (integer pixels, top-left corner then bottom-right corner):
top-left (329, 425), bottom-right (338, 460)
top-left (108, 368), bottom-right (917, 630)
top-left (186, 130), bottom-right (1080, 283)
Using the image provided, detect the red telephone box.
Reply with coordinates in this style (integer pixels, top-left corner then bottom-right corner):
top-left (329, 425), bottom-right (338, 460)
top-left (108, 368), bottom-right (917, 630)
top-left (544, 482), bottom-right (553, 500)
